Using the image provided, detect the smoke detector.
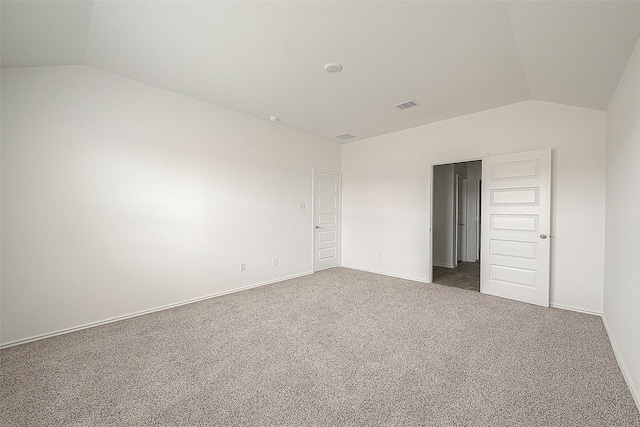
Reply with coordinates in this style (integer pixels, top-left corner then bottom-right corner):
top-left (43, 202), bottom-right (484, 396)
top-left (324, 62), bottom-right (343, 73)
top-left (335, 133), bottom-right (355, 140)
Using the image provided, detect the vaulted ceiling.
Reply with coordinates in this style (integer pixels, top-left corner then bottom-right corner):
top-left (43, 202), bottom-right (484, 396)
top-left (2, 1), bottom-right (640, 143)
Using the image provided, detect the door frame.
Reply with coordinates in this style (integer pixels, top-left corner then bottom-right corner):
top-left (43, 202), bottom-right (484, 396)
top-left (429, 157), bottom-right (481, 283)
top-left (476, 179), bottom-right (482, 261)
top-left (312, 169), bottom-right (342, 272)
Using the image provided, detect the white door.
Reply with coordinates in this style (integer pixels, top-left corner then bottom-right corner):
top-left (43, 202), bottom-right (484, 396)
top-left (481, 149), bottom-right (551, 307)
top-left (313, 171), bottom-right (340, 271)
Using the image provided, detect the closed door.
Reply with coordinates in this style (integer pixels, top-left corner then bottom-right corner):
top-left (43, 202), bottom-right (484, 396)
top-left (481, 149), bottom-right (551, 307)
top-left (313, 171), bottom-right (340, 271)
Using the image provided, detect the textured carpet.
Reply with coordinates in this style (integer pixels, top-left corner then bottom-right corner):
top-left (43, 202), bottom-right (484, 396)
top-left (1, 267), bottom-right (639, 426)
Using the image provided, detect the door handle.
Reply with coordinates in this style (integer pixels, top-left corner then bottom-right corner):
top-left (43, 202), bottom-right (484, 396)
top-left (540, 234), bottom-right (547, 239)
top-left (315, 226), bottom-right (320, 229)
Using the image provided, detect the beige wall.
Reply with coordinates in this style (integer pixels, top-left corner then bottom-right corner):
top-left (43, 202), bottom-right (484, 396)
top-left (1, 65), bottom-right (341, 345)
top-left (604, 37), bottom-right (640, 410)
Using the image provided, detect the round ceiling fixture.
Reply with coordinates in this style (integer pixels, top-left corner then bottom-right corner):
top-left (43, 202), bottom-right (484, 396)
top-left (324, 62), bottom-right (343, 73)
top-left (269, 116), bottom-right (279, 122)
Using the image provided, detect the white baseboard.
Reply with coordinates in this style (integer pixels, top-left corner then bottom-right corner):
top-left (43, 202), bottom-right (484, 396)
top-left (0, 271), bottom-right (313, 349)
top-left (602, 315), bottom-right (640, 413)
top-left (340, 265), bottom-right (427, 284)
top-left (433, 262), bottom-right (456, 269)
top-left (549, 303), bottom-right (602, 316)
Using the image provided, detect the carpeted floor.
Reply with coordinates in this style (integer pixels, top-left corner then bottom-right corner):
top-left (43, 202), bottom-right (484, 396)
top-left (1, 267), bottom-right (639, 426)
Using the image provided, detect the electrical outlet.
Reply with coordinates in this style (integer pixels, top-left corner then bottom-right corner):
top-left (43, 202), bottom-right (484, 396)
top-left (272, 257), bottom-right (279, 267)
top-left (377, 252), bottom-right (382, 259)
top-left (240, 263), bottom-right (246, 271)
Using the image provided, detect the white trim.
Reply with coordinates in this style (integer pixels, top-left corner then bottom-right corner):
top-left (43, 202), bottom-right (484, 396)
top-left (310, 169), bottom-right (316, 272)
top-left (429, 157), bottom-right (482, 287)
top-left (431, 156), bottom-right (486, 167)
top-left (340, 265), bottom-right (427, 284)
top-left (433, 262), bottom-right (456, 269)
top-left (602, 315), bottom-right (640, 413)
top-left (428, 164), bottom-right (434, 283)
top-left (549, 303), bottom-right (602, 316)
top-left (454, 173), bottom-right (459, 266)
top-left (0, 271), bottom-right (313, 349)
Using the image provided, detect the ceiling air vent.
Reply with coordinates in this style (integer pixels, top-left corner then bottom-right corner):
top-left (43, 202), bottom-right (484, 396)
top-left (335, 133), bottom-right (355, 140)
top-left (394, 99), bottom-right (420, 110)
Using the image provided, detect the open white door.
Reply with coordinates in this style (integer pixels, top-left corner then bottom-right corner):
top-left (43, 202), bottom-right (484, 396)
top-left (481, 149), bottom-right (551, 307)
top-left (313, 171), bottom-right (341, 272)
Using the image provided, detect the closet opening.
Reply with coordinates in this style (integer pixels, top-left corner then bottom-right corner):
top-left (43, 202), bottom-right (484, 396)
top-left (431, 160), bottom-right (482, 292)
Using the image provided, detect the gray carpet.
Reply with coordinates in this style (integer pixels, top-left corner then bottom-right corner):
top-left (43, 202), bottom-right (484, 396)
top-left (1, 267), bottom-right (639, 426)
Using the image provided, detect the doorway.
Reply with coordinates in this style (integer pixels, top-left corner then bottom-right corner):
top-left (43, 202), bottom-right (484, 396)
top-left (431, 160), bottom-right (482, 292)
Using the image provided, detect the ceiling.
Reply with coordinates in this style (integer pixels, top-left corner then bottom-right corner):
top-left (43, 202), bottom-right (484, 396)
top-left (2, 1), bottom-right (640, 143)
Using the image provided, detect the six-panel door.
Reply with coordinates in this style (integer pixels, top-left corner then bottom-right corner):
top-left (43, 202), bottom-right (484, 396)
top-left (314, 171), bottom-right (340, 271)
top-left (481, 149), bottom-right (551, 307)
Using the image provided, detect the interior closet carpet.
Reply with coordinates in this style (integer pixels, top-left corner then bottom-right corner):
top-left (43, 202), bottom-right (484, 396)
top-left (2, 267), bottom-right (639, 426)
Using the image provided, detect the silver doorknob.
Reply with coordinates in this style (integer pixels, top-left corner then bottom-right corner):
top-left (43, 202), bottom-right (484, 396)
top-left (315, 226), bottom-right (320, 229)
top-left (540, 234), bottom-right (547, 239)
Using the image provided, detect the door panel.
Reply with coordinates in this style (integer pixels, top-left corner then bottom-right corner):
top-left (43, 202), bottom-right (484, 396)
top-left (318, 213), bottom-right (337, 224)
top-left (314, 171), bottom-right (340, 271)
top-left (490, 239), bottom-right (537, 259)
top-left (318, 230), bottom-right (336, 243)
top-left (481, 149), bottom-right (551, 307)
top-left (491, 187), bottom-right (539, 205)
top-left (490, 215), bottom-right (538, 231)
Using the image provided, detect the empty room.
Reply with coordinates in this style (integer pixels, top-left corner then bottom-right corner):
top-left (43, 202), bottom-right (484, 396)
top-left (1, 1), bottom-right (639, 425)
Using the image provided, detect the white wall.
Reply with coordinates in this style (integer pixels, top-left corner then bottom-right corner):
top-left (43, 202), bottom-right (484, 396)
top-left (603, 37), bottom-right (640, 409)
top-left (342, 100), bottom-right (606, 313)
top-left (432, 164), bottom-right (454, 268)
top-left (0, 65), bottom-right (341, 345)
